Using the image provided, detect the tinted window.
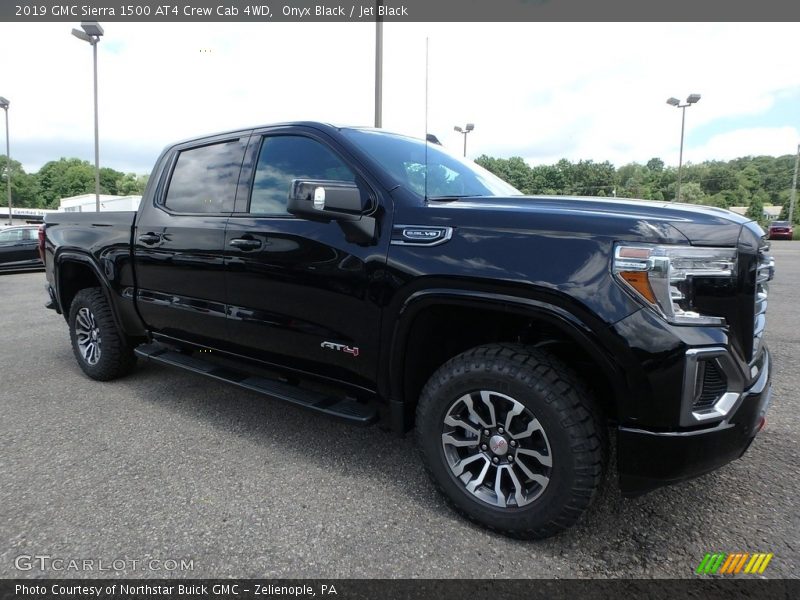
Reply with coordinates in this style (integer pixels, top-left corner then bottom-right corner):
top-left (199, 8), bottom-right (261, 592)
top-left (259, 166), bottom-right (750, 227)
top-left (342, 129), bottom-right (521, 198)
top-left (0, 229), bottom-right (23, 242)
top-left (249, 136), bottom-right (355, 215)
top-left (164, 139), bottom-right (246, 213)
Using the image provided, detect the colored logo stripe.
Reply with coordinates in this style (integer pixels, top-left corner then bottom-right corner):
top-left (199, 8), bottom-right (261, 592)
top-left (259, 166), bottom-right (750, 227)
top-left (696, 553), bottom-right (773, 575)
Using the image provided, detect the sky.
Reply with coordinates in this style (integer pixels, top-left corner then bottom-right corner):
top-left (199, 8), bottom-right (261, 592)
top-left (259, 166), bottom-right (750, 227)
top-left (0, 22), bottom-right (798, 175)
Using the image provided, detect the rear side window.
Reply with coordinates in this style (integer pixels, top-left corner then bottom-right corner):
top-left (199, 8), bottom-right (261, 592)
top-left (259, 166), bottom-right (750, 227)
top-left (0, 229), bottom-right (23, 242)
top-left (164, 139), bottom-right (246, 213)
top-left (249, 136), bottom-right (356, 215)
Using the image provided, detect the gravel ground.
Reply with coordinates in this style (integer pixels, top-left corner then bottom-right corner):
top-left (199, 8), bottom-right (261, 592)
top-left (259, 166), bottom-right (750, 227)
top-left (1, 243), bottom-right (798, 579)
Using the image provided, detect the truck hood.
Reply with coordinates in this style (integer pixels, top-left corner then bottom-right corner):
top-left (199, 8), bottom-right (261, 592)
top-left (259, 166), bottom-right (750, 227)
top-left (431, 195), bottom-right (754, 247)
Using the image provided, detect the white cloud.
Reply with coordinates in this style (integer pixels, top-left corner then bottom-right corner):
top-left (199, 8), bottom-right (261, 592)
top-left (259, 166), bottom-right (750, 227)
top-left (690, 127), bottom-right (800, 162)
top-left (0, 22), bottom-right (798, 173)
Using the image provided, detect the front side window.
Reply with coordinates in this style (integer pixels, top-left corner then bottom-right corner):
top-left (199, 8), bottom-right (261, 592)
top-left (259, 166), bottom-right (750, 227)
top-left (249, 136), bottom-right (356, 215)
top-left (164, 138), bottom-right (246, 214)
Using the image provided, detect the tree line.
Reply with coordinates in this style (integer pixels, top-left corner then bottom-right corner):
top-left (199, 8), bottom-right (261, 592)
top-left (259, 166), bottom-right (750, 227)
top-left (475, 153), bottom-right (799, 224)
top-left (2, 152), bottom-right (798, 225)
top-left (0, 156), bottom-right (149, 209)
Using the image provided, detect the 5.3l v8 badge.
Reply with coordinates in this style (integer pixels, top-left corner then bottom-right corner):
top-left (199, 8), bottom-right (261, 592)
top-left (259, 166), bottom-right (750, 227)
top-left (391, 225), bottom-right (454, 247)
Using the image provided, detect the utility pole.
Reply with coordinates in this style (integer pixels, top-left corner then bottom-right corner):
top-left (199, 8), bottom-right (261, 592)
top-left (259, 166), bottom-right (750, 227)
top-left (374, 3), bottom-right (382, 128)
top-left (789, 144), bottom-right (799, 228)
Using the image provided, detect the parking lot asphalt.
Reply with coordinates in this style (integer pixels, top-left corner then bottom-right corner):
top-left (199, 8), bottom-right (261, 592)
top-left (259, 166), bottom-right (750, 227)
top-left (1, 242), bottom-right (798, 580)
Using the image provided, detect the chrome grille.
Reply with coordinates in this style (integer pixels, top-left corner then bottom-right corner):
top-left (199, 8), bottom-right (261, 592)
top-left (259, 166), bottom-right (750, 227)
top-left (753, 248), bottom-right (774, 360)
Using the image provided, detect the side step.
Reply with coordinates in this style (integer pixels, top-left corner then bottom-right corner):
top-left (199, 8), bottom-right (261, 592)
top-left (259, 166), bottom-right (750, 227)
top-left (134, 342), bottom-right (377, 426)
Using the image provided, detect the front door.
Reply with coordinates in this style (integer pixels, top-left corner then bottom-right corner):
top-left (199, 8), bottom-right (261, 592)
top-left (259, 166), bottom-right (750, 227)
top-left (223, 128), bottom-right (390, 390)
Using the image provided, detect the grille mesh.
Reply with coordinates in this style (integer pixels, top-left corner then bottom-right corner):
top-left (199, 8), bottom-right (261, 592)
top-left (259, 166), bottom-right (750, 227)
top-left (693, 361), bottom-right (727, 410)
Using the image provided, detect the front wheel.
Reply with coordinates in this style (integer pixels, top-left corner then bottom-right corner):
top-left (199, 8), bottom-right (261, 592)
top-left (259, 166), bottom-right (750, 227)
top-left (68, 288), bottom-right (136, 381)
top-left (416, 344), bottom-right (607, 539)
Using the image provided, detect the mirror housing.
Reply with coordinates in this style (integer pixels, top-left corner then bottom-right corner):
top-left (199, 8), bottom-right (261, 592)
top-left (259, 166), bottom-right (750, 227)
top-left (287, 180), bottom-right (368, 222)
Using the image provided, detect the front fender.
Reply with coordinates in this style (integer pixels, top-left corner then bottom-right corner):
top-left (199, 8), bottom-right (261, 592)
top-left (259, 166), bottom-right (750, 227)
top-left (382, 285), bottom-right (630, 432)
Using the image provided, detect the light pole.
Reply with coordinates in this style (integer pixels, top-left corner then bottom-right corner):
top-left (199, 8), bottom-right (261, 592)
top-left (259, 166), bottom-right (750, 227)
top-left (0, 97), bottom-right (11, 225)
top-left (666, 94), bottom-right (701, 202)
top-left (789, 144), bottom-right (799, 228)
top-left (374, 2), bottom-right (383, 128)
top-left (72, 21), bottom-right (104, 212)
top-left (454, 123), bottom-right (475, 157)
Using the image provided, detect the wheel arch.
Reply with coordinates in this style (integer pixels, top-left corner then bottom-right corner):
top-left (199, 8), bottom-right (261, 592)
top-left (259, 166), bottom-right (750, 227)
top-left (55, 251), bottom-right (124, 333)
top-left (385, 288), bottom-right (628, 433)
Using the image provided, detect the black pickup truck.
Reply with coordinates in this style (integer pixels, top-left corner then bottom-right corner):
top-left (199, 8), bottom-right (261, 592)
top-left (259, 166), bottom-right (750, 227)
top-left (43, 122), bottom-right (774, 538)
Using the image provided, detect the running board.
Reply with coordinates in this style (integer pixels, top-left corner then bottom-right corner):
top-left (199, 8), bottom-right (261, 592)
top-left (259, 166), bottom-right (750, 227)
top-left (134, 342), bottom-right (377, 425)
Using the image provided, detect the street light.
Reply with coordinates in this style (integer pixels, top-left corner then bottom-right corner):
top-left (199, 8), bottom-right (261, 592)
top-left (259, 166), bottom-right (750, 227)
top-left (374, 2), bottom-right (382, 128)
top-left (72, 21), bottom-right (104, 212)
top-left (454, 123), bottom-right (475, 157)
top-left (666, 93), bottom-right (701, 202)
top-left (0, 96), bottom-right (11, 225)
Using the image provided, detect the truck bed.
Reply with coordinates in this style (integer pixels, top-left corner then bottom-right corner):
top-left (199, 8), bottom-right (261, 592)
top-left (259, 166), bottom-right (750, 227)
top-left (44, 211), bottom-right (137, 257)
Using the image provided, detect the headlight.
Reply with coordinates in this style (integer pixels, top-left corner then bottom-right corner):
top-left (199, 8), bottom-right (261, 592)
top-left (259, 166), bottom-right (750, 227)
top-left (613, 244), bottom-right (737, 326)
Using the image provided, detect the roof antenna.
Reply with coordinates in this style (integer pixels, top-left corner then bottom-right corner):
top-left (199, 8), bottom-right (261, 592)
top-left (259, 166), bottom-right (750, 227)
top-left (425, 36), bottom-right (429, 201)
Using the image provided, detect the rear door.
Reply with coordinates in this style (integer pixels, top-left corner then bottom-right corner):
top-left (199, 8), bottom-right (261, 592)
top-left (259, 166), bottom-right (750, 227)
top-left (133, 133), bottom-right (249, 347)
top-left (223, 127), bottom-right (391, 390)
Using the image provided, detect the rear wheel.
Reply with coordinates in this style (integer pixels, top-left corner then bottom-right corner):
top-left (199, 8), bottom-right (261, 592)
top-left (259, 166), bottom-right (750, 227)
top-left (68, 288), bottom-right (136, 381)
top-left (416, 343), bottom-right (607, 539)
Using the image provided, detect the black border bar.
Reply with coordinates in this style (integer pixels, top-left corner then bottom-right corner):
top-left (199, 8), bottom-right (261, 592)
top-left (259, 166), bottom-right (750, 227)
top-left (1, 579), bottom-right (799, 600)
top-left (3, 0), bottom-right (800, 22)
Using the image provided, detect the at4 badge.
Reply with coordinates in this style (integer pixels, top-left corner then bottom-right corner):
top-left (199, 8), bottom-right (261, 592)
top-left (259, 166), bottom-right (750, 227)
top-left (320, 341), bottom-right (360, 358)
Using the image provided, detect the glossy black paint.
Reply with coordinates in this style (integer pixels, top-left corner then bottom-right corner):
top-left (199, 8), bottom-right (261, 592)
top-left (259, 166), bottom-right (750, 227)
top-left (43, 211), bottom-right (144, 338)
top-left (618, 348), bottom-right (772, 495)
top-left (43, 121), bottom-right (772, 496)
top-left (0, 226), bottom-right (42, 272)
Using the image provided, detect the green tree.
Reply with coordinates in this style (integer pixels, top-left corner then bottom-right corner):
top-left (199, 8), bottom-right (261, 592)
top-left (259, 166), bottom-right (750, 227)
top-left (746, 193), bottom-right (765, 221)
top-left (675, 181), bottom-right (706, 204)
top-left (36, 158), bottom-right (95, 207)
top-left (115, 172), bottom-right (149, 195)
top-left (0, 155), bottom-right (39, 208)
top-left (646, 157), bottom-right (664, 173)
top-left (100, 167), bottom-right (124, 195)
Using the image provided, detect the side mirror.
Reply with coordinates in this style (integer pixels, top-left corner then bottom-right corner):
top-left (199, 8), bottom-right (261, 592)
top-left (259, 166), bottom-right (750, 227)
top-left (287, 180), bottom-right (368, 222)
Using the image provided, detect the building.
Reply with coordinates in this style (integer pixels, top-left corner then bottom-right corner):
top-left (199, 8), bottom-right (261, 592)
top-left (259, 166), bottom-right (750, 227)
top-left (59, 194), bottom-right (142, 213)
top-left (728, 205), bottom-right (782, 220)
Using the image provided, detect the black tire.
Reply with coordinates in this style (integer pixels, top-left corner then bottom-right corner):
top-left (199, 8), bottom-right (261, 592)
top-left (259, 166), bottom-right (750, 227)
top-left (416, 343), bottom-right (607, 539)
top-left (68, 288), bottom-right (136, 381)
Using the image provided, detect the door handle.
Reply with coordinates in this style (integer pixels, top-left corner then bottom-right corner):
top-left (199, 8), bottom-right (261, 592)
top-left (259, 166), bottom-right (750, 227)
top-left (138, 233), bottom-right (162, 245)
top-left (229, 238), bottom-right (262, 250)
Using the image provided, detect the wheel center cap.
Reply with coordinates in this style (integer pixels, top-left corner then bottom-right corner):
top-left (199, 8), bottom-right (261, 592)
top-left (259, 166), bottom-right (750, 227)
top-left (489, 435), bottom-right (508, 456)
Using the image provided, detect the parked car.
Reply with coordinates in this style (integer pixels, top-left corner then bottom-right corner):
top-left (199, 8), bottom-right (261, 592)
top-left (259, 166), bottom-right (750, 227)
top-left (42, 122), bottom-right (774, 539)
top-left (767, 220), bottom-right (793, 240)
top-left (0, 225), bottom-right (43, 272)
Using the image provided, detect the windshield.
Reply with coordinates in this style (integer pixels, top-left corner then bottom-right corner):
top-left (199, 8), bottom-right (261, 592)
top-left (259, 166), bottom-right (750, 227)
top-left (342, 129), bottom-right (521, 198)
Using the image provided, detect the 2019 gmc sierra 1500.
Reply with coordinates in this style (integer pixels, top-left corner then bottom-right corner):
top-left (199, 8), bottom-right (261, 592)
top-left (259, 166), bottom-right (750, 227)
top-left (43, 122), bottom-right (774, 538)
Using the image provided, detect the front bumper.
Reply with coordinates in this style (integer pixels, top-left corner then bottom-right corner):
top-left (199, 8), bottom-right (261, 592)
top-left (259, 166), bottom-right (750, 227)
top-left (618, 346), bottom-right (772, 496)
